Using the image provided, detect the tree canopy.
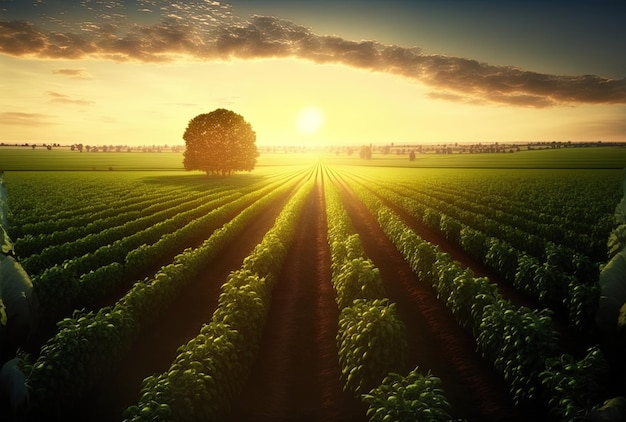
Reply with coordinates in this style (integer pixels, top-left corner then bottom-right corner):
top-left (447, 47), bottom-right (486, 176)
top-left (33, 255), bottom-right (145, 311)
top-left (182, 109), bottom-right (258, 176)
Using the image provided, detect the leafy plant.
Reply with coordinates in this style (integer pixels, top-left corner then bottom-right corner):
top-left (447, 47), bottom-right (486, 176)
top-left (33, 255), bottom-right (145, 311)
top-left (459, 226), bottom-right (489, 261)
top-left (363, 368), bottom-right (453, 422)
top-left (539, 347), bottom-right (608, 421)
top-left (337, 299), bottom-right (408, 396)
top-left (478, 303), bottom-right (559, 406)
top-left (124, 176), bottom-right (315, 421)
top-left (335, 258), bottom-right (386, 309)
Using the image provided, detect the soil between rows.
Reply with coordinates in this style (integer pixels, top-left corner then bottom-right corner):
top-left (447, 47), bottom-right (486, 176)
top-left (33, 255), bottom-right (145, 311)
top-left (328, 169), bottom-right (538, 421)
top-left (23, 167), bottom-right (562, 420)
top-left (226, 169), bottom-right (367, 421)
top-left (354, 173), bottom-right (590, 356)
top-left (71, 179), bottom-right (302, 421)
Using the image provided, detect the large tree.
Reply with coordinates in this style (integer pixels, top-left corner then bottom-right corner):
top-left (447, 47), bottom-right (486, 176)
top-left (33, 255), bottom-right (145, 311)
top-left (183, 109), bottom-right (258, 176)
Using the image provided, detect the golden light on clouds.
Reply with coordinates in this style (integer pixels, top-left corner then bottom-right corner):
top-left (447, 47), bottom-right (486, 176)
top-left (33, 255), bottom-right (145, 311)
top-left (2, 55), bottom-right (623, 147)
top-left (0, 0), bottom-right (624, 146)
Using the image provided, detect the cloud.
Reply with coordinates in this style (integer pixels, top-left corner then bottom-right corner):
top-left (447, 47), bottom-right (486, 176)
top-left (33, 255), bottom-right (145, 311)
top-left (47, 91), bottom-right (95, 106)
top-left (52, 68), bottom-right (93, 79)
top-left (0, 2), bottom-right (624, 107)
top-left (0, 112), bottom-right (55, 126)
top-left (426, 91), bottom-right (486, 106)
top-left (0, 20), bottom-right (98, 59)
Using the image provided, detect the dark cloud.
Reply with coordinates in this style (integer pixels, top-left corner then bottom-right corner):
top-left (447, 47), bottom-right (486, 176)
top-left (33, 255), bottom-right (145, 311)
top-left (0, 112), bottom-right (55, 126)
top-left (0, 21), bottom-right (47, 56)
top-left (47, 91), bottom-right (94, 106)
top-left (0, 20), bottom-right (98, 58)
top-left (0, 2), bottom-right (624, 107)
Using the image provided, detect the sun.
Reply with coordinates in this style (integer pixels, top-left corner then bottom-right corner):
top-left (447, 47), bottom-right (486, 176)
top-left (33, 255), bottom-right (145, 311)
top-left (295, 107), bottom-right (324, 135)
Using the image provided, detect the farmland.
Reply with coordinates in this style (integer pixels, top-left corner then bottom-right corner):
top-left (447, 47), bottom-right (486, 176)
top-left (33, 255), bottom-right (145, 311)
top-left (1, 146), bottom-right (626, 421)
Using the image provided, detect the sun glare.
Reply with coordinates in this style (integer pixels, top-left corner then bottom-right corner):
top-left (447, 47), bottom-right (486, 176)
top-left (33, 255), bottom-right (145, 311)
top-left (296, 107), bottom-right (324, 135)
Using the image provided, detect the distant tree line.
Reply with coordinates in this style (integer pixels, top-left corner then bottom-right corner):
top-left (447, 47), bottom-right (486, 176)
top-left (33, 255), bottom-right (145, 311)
top-left (322, 140), bottom-right (626, 161)
top-left (0, 140), bottom-right (622, 158)
top-left (0, 143), bottom-right (184, 152)
top-left (0, 143), bottom-right (61, 150)
top-left (69, 144), bottom-right (184, 153)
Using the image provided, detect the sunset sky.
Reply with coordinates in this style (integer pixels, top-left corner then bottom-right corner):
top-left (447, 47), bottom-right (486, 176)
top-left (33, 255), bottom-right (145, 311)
top-left (1, 0), bottom-right (625, 147)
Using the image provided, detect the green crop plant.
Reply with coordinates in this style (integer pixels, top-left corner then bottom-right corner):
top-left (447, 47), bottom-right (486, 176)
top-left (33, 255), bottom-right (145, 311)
top-left (539, 347), bottom-right (608, 421)
top-left (337, 299), bottom-right (408, 396)
top-left (363, 368), bottom-right (453, 422)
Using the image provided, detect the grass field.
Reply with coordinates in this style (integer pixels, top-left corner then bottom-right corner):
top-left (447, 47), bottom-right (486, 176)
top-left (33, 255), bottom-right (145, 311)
top-left (1, 145), bottom-right (625, 171)
top-left (330, 146), bottom-right (626, 169)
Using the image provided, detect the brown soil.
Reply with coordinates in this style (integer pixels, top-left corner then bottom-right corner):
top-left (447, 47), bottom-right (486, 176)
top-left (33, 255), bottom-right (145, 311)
top-left (327, 169), bottom-right (539, 421)
top-left (341, 171), bottom-right (536, 308)
top-left (226, 168), bottom-right (367, 421)
top-left (345, 171), bottom-right (588, 355)
top-left (17, 165), bottom-right (572, 421)
top-left (24, 184), bottom-right (289, 357)
top-left (69, 178), bottom-right (302, 421)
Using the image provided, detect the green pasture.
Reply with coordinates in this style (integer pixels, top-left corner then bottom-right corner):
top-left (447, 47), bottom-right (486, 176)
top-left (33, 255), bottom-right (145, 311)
top-left (1, 145), bottom-right (625, 171)
top-left (262, 146), bottom-right (626, 169)
top-left (326, 146), bottom-right (626, 169)
top-left (0, 147), bottom-right (185, 171)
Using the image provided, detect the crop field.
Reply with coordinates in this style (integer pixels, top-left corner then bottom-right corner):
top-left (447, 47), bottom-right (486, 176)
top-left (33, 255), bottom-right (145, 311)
top-left (1, 147), bottom-right (626, 421)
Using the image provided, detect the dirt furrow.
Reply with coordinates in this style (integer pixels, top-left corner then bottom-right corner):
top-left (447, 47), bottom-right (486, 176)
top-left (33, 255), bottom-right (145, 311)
top-left (331, 171), bottom-right (536, 421)
top-left (343, 171), bottom-right (536, 309)
top-left (345, 171), bottom-right (585, 354)
top-left (71, 180), bottom-right (302, 421)
top-left (226, 170), bottom-right (366, 421)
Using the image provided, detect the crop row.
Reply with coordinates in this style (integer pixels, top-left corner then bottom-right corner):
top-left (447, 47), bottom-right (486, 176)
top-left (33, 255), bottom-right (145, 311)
top-left (30, 173), bottom-right (307, 323)
top-left (345, 176), bottom-right (609, 420)
top-left (8, 170), bottom-right (291, 238)
top-left (398, 169), bottom-right (618, 230)
top-left (351, 169), bottom-right (615, 261)
top-left (350, 169), bottom-right (601, 263)
top-left (14, 184), bottom-right (233, 257)
top-left (18, 166), bottom-right (308, 272)
top-left (123, 170), bottom-right (316, 421)
top-left (393, 178), bottom-right (601, 259)
top-left (7, 174), bottom-right (188, 237)
top-left (5, 173), bottom-right (130, 226)
top-left (21, 170), bottom-right (310, 418)
top-left (15, 185), bottom-right (186, 238)
top-left (22, 189), bottom-right (241, 275)
top-left (406, 178), bottom-right (609, 268)
top-left (323, 170), bottom-right (453, 421)
top-left (346, 173), bottom-right (600, 335)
